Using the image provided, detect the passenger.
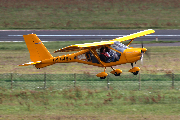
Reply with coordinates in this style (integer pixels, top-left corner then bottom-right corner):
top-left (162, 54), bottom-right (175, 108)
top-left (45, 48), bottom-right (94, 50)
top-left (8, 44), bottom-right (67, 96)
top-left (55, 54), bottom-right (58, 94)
top-left (100, 47), bottom-right (111, 62)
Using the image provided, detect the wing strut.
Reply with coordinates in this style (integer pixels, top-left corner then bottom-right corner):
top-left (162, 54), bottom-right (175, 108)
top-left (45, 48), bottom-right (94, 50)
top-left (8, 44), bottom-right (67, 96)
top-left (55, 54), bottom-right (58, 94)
top-left (89, 48), bottom-right (105, 67)
top-left (127, 39), bottom-right (134, 47)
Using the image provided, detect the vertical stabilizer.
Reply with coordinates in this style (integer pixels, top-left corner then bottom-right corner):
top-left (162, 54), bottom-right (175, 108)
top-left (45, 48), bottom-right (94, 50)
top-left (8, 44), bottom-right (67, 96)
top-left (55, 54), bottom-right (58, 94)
top-left (23, 34), bottom-right (53, 62)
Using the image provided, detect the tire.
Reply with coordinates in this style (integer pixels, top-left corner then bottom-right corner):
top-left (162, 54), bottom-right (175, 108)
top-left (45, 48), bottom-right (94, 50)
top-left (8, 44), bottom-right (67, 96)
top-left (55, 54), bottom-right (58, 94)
top-left (114, 72), bottom-right (120, 76)
top-left (100, 76), bottom-right (106, 79)
top-left (133, 71), bottom-right (139, 75)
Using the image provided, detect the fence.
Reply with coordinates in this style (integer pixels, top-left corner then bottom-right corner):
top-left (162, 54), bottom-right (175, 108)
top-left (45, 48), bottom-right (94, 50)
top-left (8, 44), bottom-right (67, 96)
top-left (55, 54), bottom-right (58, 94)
top-left (0, 73), bottom-right (180, 91)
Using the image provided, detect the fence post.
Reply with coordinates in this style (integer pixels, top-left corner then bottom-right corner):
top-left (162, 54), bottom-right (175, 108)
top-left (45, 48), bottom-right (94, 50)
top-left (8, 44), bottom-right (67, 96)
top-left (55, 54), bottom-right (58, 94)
top-left (138, 72), bottom-right (141, 90)
top-left (107, 75), bottom-right (109, 90)
top-left (172, 73), bottom-right (174, 89)
top-left (74, 73), bottom-right (76, 87)
top-left (44, 72), bottom-right (46, 89)
top-left (11, 73), bottom-right (13, 89)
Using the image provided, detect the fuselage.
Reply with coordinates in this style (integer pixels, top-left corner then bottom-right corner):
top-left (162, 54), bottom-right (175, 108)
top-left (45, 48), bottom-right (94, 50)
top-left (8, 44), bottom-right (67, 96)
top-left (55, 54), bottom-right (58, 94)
top-left (38, 47), bottom-right (146, 68)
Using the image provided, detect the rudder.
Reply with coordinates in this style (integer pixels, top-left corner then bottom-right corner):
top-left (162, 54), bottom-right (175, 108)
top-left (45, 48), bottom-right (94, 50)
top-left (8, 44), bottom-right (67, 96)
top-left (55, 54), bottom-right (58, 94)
top-left (23, 34), bottom-right (53, 62)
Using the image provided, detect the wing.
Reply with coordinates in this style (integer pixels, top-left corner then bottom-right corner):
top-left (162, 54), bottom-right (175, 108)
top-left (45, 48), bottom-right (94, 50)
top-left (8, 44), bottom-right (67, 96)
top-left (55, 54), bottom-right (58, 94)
top-left (110, 29), bottom-right (155, 42)
top-left (54, 41), bottom-right (114, 52)
top-left (54, 29), bottom-right (155, 53)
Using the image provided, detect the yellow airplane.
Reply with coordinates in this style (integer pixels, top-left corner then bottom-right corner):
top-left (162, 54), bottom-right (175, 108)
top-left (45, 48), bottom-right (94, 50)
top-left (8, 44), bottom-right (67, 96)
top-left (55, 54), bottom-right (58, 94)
top-left (19, 29), bottom-right (155, 79)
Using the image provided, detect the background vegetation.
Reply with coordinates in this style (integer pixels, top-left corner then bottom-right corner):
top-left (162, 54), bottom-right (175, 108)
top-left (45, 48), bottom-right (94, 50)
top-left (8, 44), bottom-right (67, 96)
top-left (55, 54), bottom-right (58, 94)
top-left (0, 0), bottom-right (180, 29)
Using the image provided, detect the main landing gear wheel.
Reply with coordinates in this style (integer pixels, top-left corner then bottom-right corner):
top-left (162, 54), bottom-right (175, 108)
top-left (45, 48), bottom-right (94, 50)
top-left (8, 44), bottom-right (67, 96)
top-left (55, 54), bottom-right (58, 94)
top-left (96, 67), bottom-right (108, 79)
top-left (133, 71), bottom-right (139, 75)
top-left (114, 72), bottom-right (120, 76)
top-left (110, 67), bottom-right (122, 76)
top-left (100, 76), bottom-right (106, 79)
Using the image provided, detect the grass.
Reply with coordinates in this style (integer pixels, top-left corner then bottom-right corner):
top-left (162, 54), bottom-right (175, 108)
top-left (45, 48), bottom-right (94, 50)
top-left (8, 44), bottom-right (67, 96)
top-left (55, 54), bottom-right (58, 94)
top-left (0, 0), bottom-right (180, 29)
top-left (1, 87), bottom-right (180, 119)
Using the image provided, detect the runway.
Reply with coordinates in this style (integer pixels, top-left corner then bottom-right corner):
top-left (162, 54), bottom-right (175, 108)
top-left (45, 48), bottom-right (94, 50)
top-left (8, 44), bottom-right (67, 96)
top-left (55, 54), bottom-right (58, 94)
top-left (0, 29), bottom-right (180, 42)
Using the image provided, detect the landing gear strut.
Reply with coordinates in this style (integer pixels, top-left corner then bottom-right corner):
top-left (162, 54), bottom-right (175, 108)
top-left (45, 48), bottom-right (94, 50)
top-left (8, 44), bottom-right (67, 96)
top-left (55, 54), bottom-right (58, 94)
top-left (131, 63), bottom-right (133, 68)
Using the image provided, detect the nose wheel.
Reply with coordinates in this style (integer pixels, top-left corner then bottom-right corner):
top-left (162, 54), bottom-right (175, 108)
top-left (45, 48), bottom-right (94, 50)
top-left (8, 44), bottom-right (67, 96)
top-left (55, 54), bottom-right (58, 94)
top-left (129, 65), bottom-right (140, 75)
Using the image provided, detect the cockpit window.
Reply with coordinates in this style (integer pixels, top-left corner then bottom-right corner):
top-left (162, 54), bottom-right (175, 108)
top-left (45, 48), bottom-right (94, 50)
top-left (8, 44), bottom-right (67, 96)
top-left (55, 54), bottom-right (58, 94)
top-left (111, 41), bottom-right (128, 53)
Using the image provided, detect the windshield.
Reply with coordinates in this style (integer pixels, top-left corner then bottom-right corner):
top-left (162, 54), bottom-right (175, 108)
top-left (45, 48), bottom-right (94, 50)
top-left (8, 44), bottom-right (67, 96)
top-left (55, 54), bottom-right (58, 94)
top-left (111, 41), bottom-right (128, 53)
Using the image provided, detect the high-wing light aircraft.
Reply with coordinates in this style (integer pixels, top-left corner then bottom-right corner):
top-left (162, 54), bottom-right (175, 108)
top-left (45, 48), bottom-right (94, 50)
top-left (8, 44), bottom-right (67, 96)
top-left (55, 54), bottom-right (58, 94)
top-left (19, 29), bottom-right (155, 79)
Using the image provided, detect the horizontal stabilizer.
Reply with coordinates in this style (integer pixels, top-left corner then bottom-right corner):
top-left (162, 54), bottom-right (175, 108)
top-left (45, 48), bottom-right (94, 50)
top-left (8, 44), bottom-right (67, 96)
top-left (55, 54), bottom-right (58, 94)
top-left (19, 61), bottom-right (41, 66)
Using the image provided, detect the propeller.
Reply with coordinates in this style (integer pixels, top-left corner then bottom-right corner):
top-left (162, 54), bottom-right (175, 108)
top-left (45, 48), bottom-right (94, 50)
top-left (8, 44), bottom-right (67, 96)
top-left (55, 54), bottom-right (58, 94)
top-left (141, 42), bottom-right (150, 65)
top-left (141, 42), bottom-right (144, 65)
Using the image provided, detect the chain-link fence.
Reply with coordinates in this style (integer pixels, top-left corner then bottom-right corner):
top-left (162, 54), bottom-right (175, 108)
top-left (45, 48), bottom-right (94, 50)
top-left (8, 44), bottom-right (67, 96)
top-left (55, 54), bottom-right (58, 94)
top-left (0, 73), bottom-right (180, 91)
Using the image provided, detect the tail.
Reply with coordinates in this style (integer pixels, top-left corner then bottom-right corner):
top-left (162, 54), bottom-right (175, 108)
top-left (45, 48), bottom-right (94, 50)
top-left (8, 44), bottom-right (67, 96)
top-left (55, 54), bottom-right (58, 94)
top-left (19, 34), bottom-right (54, 68)
top-left (23, 34), bottom-right (53, 62)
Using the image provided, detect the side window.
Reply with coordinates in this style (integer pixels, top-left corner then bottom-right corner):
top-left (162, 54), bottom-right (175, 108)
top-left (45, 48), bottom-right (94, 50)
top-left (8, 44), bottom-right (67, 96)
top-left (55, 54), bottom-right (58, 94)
top-left (84, 51), bottom-right (99, 64)
top-left (75, 50), bottom-right (101, 64)
top-left (85, 51), bottom-right (92, 61)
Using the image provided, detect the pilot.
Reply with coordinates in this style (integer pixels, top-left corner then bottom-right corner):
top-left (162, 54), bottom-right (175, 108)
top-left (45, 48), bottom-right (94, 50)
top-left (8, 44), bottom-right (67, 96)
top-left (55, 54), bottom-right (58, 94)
top-left (105, 47), bottom-right (119, 62)
top-left (100, 47), bottom-right (111, 62)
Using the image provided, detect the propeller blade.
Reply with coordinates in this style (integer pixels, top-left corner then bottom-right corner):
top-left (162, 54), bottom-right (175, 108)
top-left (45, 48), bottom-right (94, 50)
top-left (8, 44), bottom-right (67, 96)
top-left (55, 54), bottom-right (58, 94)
top-left (141, 41), bottom-right (144, 48)
top-left (141, 41), bottom-right (150, 59)
top-left (141, 53), bottom-right (143, 65)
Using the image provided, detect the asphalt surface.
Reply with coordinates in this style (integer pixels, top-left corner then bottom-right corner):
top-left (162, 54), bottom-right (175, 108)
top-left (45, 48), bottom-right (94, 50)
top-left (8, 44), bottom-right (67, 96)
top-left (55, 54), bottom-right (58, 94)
top-left (0, 29), bottom-right (180, 42)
